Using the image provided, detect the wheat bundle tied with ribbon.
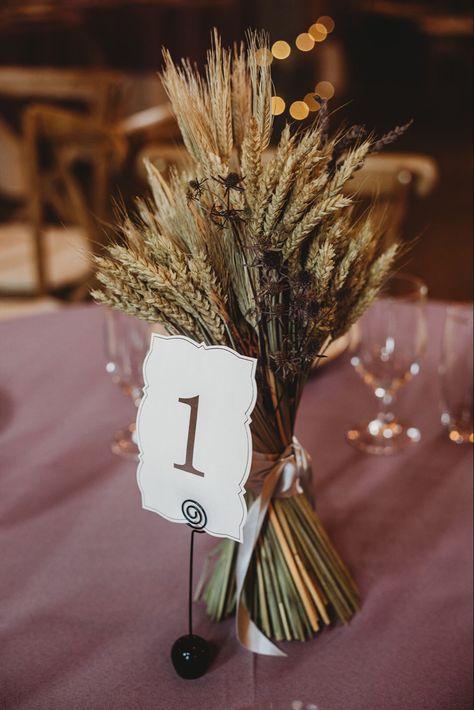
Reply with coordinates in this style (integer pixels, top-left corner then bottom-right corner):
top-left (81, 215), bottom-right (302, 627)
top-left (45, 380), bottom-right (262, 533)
top-left (93, 30), bottom-right (409, 655)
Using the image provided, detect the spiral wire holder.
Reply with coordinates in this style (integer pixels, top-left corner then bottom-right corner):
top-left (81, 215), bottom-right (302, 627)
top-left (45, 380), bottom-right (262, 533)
top-left (170, 499), bottom-right (212, 679)
top-left (181, 499), bottom-right (207, 531)
top-left (182, 500), bottom-right (207, 636)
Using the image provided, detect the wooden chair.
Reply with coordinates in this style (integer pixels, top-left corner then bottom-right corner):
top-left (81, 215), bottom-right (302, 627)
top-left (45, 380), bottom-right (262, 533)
top-left (115, 104), bottom-right (182, 184)
top-left (0, 67), bottom-right (125, 297)
top-left (345, 152), bottom-right (439, 244)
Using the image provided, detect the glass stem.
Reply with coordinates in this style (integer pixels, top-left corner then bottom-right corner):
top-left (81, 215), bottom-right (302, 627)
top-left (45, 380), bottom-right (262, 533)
top-left (376, 391), bottom-right (396, 423)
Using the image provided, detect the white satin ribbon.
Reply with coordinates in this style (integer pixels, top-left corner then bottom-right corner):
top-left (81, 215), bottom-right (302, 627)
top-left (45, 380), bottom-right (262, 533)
top-left (235, 437), bottom-right (312, 656)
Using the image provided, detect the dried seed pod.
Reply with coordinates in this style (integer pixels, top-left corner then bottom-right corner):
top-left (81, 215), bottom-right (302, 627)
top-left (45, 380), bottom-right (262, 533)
top-left (262, 250), bottom-right (282, 270)
top-left (212, 172), bottom-right (245, 194)
top-left (295, 269), bottom-right (313, 288)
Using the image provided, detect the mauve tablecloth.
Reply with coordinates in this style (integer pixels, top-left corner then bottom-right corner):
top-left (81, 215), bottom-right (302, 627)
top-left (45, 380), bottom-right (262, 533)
top-left (0, 303), bottom-right (472, 710)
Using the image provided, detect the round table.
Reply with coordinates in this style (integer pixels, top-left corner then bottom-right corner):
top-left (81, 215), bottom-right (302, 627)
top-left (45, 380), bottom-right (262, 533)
top-left (0, 303), bottom-right (472, 710)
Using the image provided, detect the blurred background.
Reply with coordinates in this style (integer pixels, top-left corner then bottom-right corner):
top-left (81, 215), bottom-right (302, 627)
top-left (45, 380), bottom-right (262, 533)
top-left (0, 0), bottom-right (472, 319)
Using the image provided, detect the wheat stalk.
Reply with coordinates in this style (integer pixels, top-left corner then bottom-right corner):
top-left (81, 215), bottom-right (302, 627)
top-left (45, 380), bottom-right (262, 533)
top-left (93, 29), bottom-right (411, 648)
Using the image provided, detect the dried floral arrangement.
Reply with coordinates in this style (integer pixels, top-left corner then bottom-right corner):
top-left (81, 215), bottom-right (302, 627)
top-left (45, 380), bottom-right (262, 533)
top-left (93, 31), bottom-right (409, 651)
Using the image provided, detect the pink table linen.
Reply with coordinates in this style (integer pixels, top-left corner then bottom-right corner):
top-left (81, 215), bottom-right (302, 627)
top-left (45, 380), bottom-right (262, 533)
top-left (0, 303), bottom-right (472, 710)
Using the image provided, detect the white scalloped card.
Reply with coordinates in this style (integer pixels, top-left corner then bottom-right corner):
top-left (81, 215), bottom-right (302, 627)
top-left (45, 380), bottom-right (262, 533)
top-left (136, 334), bottom-right (257, 542)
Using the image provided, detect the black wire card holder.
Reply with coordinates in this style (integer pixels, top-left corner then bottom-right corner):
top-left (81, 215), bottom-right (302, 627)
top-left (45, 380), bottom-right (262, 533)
top-left (170, 500), bottom-right (212, 679)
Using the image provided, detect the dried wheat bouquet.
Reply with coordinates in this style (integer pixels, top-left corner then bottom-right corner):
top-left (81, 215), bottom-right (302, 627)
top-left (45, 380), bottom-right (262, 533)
top-left (93, 30), bottom-right (409, 653)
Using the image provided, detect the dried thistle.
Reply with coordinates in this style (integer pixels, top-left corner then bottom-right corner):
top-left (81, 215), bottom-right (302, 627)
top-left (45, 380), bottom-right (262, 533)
top-left (372, 119), bottom-right (413, 153)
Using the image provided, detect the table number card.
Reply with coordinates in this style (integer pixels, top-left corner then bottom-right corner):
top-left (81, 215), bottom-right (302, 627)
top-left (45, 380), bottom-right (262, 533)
top-left (136, 334), bottom-right (257, 542)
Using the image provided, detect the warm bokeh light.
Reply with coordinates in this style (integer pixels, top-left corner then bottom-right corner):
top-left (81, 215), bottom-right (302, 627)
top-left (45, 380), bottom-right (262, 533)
top-left (289, 101), bottom-right (309, 120)
top-left (255, 48), bottom-right (273, 67)
top-left (448, 430), bottom-right (474, 443)
top-left (271, 96), bottom-right (286, 116)
top-left (295, 33), bottom-right (315, 52)
top-left (303, 93), bottom-right (321, 112)
top-left (397, 169), bottom-right (412, 185)
top-left (315, 80), bottom-right (335, 99)
top-left (317, 15), bottom-right (335, 33)
top-left (308, 23), bottom-right (328, 42)
top-left (271, 40), bottom-right (291, 60)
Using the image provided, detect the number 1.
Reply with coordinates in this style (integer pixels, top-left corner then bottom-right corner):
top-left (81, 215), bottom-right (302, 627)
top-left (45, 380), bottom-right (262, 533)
top-left (174, 395), bottom-right (205, 477)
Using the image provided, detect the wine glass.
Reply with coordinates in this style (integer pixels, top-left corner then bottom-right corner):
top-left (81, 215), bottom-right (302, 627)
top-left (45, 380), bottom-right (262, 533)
top-left (439, 305), bottom-right (473, 444)
top-left (104, 309), bottom-right (151, 459)
top-left (347, 273), bottom-right (428, 455)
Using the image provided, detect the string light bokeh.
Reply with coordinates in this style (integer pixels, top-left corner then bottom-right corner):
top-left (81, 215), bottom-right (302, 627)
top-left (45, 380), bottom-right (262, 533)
top-left (289, 100), bottom-right (310, 120)
top-left (303, 93), bottom-right (321, 112)
top-left (308, 23), bottom-right (328, 43)
top-left (255, 47), bottom-right (273, 67)
top-left (271, 96), bottom-right (286, 116)
top-left (295, 33), bottom-right (315, 52)
top-left (266, 15), bottom-right (336, 121)
top-left (271, 40), bottom-right (291, 60)
top-left (315, 80), bottom-right (335, 100)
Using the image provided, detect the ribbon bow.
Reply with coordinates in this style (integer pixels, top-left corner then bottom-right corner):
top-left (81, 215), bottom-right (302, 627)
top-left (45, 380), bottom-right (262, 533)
top-left (235, 437), bottom-right (312, 656)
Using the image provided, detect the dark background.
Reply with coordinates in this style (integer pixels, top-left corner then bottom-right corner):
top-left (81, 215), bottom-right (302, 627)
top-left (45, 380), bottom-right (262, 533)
top-left (0, 0), bottom-right (472, 301)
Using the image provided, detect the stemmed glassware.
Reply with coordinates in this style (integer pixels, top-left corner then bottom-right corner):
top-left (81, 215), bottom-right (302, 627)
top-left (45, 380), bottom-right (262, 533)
top-left (439, 305), bottom-right (473, 444)
top-left (104, 309), bottom-right (151, 459)
top-left (347, 273), bottom-right (428, 455)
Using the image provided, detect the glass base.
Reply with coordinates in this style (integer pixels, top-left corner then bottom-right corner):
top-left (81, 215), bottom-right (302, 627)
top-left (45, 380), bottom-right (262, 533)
top-left (111, 423), bottom-right (139, 460)
top-left (347, 416), bottom-right (421, 455)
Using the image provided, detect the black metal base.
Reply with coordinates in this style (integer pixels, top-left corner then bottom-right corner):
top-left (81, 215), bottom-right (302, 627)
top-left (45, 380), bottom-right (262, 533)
top-left (171, 634), bottom-right (212, 679)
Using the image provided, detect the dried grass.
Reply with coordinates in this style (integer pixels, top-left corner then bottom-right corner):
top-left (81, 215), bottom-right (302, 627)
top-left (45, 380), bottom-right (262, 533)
top-left (93, 29), bottom-right (407, 646)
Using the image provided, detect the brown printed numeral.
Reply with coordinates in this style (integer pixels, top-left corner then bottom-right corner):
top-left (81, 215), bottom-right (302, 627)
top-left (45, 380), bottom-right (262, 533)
top-left (174, 395), bottom-right (205, 477)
